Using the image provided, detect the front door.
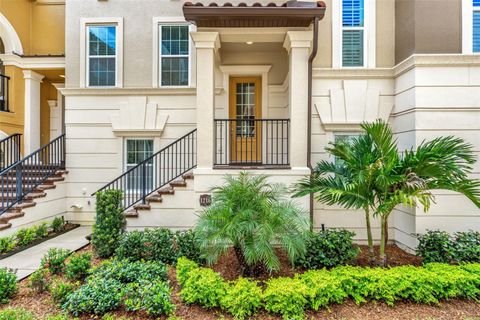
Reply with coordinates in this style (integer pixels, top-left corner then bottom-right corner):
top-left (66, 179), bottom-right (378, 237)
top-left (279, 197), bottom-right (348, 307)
top-left (229, 77), bottom-right (262, 164)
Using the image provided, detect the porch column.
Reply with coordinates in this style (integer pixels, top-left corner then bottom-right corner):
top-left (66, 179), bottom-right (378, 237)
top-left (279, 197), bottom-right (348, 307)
top-left (284, 31), bottom-right (312, 169)
top-left (23, 70), bottom-right (44, 154)
top-left (190, 32), bottom-right (220, 169)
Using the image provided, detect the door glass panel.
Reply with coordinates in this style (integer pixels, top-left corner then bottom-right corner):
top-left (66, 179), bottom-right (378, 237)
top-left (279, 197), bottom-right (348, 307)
top-left (126, 139), bottom-right (154, 192)
top-left (235, 82), bottom-right (255, 137)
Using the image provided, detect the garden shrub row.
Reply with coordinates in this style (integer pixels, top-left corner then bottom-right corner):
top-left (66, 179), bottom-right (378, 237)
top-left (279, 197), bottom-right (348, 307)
top-left (417, 230), bottom-right (480, 263)
top-left (0, 217), bottom-right (67, 255)
top-left (176, 257), bottom-right (480, 320)
top-left (0, 268), bottom-right (17, 304)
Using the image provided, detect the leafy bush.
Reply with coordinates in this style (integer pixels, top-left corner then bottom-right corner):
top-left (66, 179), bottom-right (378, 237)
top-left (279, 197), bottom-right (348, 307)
top-left (66, 252), bottom-right (91, 280)
top-left (34, 222), bottom-right (49, 238)
top-left (0, 308), bottom-right (34, 320)
top-left (0, 268), bottom-right (17, 304)
top-left (28, 268), bottom-right (50, 293)
top-left (416, 230), bottom-right (454, 263)
top-left (0, 236), bottom-right (15, 255)
top-left (92, 189), bottom-right (125, 258)
top-left (45, 314), bottom-right (73, 320)
top-left (50, 280), bottom-right (77, 307)
top-left (453, 231), bottom-right (480, 263)
top-left (263, 277), bottom-right (309, 320)
top-left (220, 278), bottom-right (262, 319)
top-left (63, 277), bottom-right (123, 316)
top-left (16, 227), bottom-right (37, 247)
top-left (296, 229), bottom-right (360, 269)
top-left (40, 248), bottom-right (70, 274)
top-left (175, 229), bottom-right (206, 264)
top-left (300, 270), bottom-right (347, 309)
top-left (51, 216), bottom-right (65, 233)
top-left (180, 267), bottom-right (226, 308)
top-left (90, 259), bottom-right (168, 283)
top-left (114, 230), bottom-right (145, 261)
top-left (124, 280), bottom-right (175, 316)
top-left (176, 257), bottom-right (199, 286)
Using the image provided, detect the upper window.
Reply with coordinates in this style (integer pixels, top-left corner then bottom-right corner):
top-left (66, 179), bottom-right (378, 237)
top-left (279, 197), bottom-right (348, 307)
top-left (160, 25), bottom-right (190, 86)
top-left (474, 0), bottom-right (480, 52)
top-left (87, 25), bottom-right (117, 87)
top-left (342, 0), bottom-right (365, 67)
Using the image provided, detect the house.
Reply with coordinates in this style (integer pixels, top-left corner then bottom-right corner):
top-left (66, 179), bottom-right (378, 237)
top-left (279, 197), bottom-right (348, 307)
top-left (0, 0), bottom-right (479, 252)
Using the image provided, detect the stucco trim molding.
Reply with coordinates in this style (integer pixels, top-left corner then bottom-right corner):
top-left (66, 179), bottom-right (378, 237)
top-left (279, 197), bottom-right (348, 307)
top-left (0, 13), bottom-right (23, 54)
top-left (59, 87), bottom-right (223, 96)
top-left (0, 54), bottom-right (65, 69)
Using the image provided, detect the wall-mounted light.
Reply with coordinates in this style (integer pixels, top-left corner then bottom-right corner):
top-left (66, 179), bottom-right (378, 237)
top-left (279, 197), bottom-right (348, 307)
top-left (246, 41), bottom-right (253, 45)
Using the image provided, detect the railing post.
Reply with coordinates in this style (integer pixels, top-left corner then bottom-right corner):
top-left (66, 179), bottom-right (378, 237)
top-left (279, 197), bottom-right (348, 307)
top-left (141, 163), bottom-right (147, 204)
top-left (15, 163), bottom-right (22, 203)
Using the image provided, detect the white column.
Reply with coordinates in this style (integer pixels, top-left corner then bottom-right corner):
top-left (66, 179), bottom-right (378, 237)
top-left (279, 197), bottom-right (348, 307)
top-left (23, 70), bottom-right (44, 154)
top-left (283, 31), bottom-right (312, 169)
top-left (190, 32), bottom-right (220, 169)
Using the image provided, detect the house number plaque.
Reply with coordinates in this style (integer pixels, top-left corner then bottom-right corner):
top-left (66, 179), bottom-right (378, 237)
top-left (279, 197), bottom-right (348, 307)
top-left (199, 194), bottom-right (212, 207)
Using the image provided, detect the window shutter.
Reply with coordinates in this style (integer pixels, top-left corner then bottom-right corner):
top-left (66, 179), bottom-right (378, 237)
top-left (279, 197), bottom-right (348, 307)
top-left (343, 30), bottom-right (364, 67)
top-left (342, 0), bottom-right (364, 27)
top-left (474, 11), bottom-right (480, 53)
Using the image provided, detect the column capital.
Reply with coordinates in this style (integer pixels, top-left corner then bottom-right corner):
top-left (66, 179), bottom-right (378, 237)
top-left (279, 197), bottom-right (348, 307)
top-left (23, 70), bottom-right (45, 82)
top-left (190, 31), bottom-right (221, 51)
top-left (283, 30), bottom-right (312, 53)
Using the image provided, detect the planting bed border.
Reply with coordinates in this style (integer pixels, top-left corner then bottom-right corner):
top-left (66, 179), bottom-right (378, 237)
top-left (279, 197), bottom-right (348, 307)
top-left (0, 223), bottom-right (80, 260)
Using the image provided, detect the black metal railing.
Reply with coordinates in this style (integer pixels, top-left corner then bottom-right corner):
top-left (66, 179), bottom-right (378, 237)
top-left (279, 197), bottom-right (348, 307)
top-left (0, 134), bottom-right (21, 172)
top-left (0, 74), bottom-right (10, 112)
top-left (95, 129), bottom-right (197, 210)
top-left (214, 119), bottom-right (290, 166)
top-left (0, 134), bottom-right (66, 215)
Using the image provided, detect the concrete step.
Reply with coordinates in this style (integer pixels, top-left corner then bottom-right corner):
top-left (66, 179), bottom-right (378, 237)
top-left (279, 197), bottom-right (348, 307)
top-left (146, 195), bottom-right (163, 203)
top-left (0, 223), bottom-right (12, 231)
top-left (158, 187), bottom-right (175, 195)
top-left (133, 203), bottom-right (151, 211)
top-left (0, 210), bottom-right (25, 223)
top-left (124, 210), bottom-right (138, 218)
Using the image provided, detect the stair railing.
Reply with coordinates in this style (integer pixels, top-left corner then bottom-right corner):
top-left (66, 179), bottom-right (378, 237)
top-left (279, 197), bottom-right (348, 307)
top-left (95, 129), bottom-right (197, 210)
top-left (0, 134), bottom-right (66, 216)
top-left (0, 134), bottom-right (21, 172)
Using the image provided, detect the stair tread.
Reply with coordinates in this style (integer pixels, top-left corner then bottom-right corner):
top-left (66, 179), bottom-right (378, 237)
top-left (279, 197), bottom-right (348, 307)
top-left (0, 223), bottom-right (11, 231)
top-left (124, 210), bottom-right (138, 218)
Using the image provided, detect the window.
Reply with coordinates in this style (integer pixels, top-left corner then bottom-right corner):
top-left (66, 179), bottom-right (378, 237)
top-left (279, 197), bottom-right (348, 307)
top-left (474, 0), bottom-right (480, 52)
top-left (87, 25), bottom-right (116, 87)
top-left (334, 133), bottom-right (361, 164)
top-left (342, 0), bottom-right (365, 67)
top-left (125, 139), bottom-right (154, 191)
top-left (160, 25), bottom-right (190, 86)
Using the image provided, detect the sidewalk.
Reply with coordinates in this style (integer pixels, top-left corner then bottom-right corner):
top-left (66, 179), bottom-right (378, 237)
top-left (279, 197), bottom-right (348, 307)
top-left (0, 226), bottom-right (91, 280)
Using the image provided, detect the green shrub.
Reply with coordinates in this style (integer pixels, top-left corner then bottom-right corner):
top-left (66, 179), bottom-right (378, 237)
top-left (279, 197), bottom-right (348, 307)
top-left (263, 277), bottom-right (309, 320)
top-left (0, 308), bottom-right (34, 320)
top-left (114, 230), bottom-right (145, 261)
top-left (90, 259), bottom-right (167, 283)
top-left (45, 314), bottom-right (74, 320)
top-left (175, 229), bottom-right (206, 264)
top-left (220, 278), bottom-right (262, 319)
top-left (16, 227), bottom-right (37, 247)
top-left (416, 230), bottom-right (454, 263)
top-left (453, 231), bottom-right (480, 263)
top-left (0, 236), bottom-right (16, 254)
top-left (180, 267), bottom-right (226, 308)
top-left (34, 222), bottom-right (49, 238)
top-left (300, 270), bottom-right (347, 309)
top-left (28, 268), bottom-right (49, 293)
top-left (143, 228), bottom-right (177, 263)
top-left (66, 252), bottom-right (91, 280)
top-left (0, 268), bottom-right (17, 304)
top-left (40, 248), bottom-right (70, 274)
top-left (92, 189), bottom-right (125, 258)
top-left (296, 229), bottom-right (360, 269)
top-left (176, 257), bottom-right (199, 286)
top-left (124, 280), bottom-right (175, 316)
top-left (51, 216), bottom-right (65, 233)
top-left (50, 280), bottom-right (78, 307)
top-left (63, 277), bottom-right (123, 316)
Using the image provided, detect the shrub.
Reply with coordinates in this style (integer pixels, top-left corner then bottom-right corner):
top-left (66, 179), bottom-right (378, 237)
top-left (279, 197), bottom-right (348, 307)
top-left (50, 280), bottom-right (78, 307)
top-left (114, 230), bottom-right (145, 261)
top-left (300, 270), bottom-right (347, 309)
top-left (45, 314), bottom-right (73, 320)
top-left (90, 259), bottom-right (168, 283)
top-left (124, 280), bottom-right (175, 316)
top-left (40, 248), bottom-right (70, 274)
top-left (63, 277), bottom-right (123, 316)
top-left (0, 268), bottom-right (17, 304)
top-left (175, 229), bottom-right (206, 264)
top-left (16, 227), bottom-right (37, 247)
top-left (220, 278), bottom-right (262, 319)
top-left (263, 277), bottom-right (309, 320)
top-left (296, 229), bottom-right (360, 269)
top-left (34, 222), bottom-right (49, 238)
top-left (92, 189), bottom-right (125, 258)
top-left (0, 236), bottom-right (16, 255)
top-left (180, 267), bottom-right (226, 308)
top-left (416, 230), bottom-right (454, 263)
top-left (176, 257), bottom-right (199, 287)
top-left (145, 228), bottom-right (177, 263)
top-left (28, 268), bottom-right (50, 293)
top-left (51, 216), bottom-right (65, 233)
top-left (0, 308), bottom-right (34, 320)
top-left (66, 252), bottom-right (91, 280)
top-left (453, 231), bottom-right (480, 263)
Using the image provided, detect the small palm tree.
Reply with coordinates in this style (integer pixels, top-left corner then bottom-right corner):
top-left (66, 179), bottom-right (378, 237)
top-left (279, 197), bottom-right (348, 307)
top-left (195, 172), bottom-right (308, 276)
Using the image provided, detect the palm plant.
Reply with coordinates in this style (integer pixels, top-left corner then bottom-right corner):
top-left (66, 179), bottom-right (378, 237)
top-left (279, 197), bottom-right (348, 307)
top-left (294, 120), bottom-right (480, 266)
top-left (195, 172), bottom-right (308, 276)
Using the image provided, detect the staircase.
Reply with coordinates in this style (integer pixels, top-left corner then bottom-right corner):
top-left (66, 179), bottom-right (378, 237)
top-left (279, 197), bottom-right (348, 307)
top-left (95, 129), bottom-right (197, 221)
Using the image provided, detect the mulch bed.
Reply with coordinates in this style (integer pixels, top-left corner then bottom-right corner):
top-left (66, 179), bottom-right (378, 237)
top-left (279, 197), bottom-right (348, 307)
top-left (1, 244), bottom-right (479, 320)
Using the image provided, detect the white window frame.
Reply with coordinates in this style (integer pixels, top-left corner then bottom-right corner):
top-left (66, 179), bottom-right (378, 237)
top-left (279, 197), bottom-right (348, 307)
top-left (332, 132), bottom-right (362, 163)
top-left (152, 17), bottom-right (196, 88)
top-left (80, 17), bottom-right (123, 88)
top-left (332, 0), bottom-right (376, 68)
top-left (124, 138), bottom-right (155, 192)
top-left (463, 0), bottom-right (480, 53)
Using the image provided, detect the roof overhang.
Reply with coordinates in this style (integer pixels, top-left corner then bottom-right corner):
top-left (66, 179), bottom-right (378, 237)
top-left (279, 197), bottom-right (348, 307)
top-left (183, 1), bottom-right (326, 28)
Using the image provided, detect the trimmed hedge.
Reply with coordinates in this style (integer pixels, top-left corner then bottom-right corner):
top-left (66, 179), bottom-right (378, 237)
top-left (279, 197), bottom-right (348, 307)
top-left (176, 258), bottom-right (480, 320)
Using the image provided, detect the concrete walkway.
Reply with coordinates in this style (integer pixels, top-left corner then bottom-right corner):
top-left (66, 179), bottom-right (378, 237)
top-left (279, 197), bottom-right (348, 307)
top-left (0, 226), bottom-right (91, 280)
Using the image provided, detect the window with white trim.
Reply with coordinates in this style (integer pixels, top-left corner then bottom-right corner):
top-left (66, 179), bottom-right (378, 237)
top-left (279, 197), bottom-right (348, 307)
top-left (125, 139), bottom-right (154, 191)
top-left (474, 0), bottom-right (480, 52)
top-left (342, 0), bottom-right (365, 67)
top-left (334, 133), bottom-right (361, 164)
top-left (159, 25), bottom-right (190, 86)
top-left (87, 25), bottom-right (117, 86)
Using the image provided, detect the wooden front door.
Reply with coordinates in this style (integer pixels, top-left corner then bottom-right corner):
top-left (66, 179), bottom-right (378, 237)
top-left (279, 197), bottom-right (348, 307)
top-left (229, 77), bottom-right (262, 164)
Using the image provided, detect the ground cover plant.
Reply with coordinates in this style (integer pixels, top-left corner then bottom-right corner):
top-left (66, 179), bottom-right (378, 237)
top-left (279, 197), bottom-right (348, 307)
top-left (0, 268), bottom-right (16, 304)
